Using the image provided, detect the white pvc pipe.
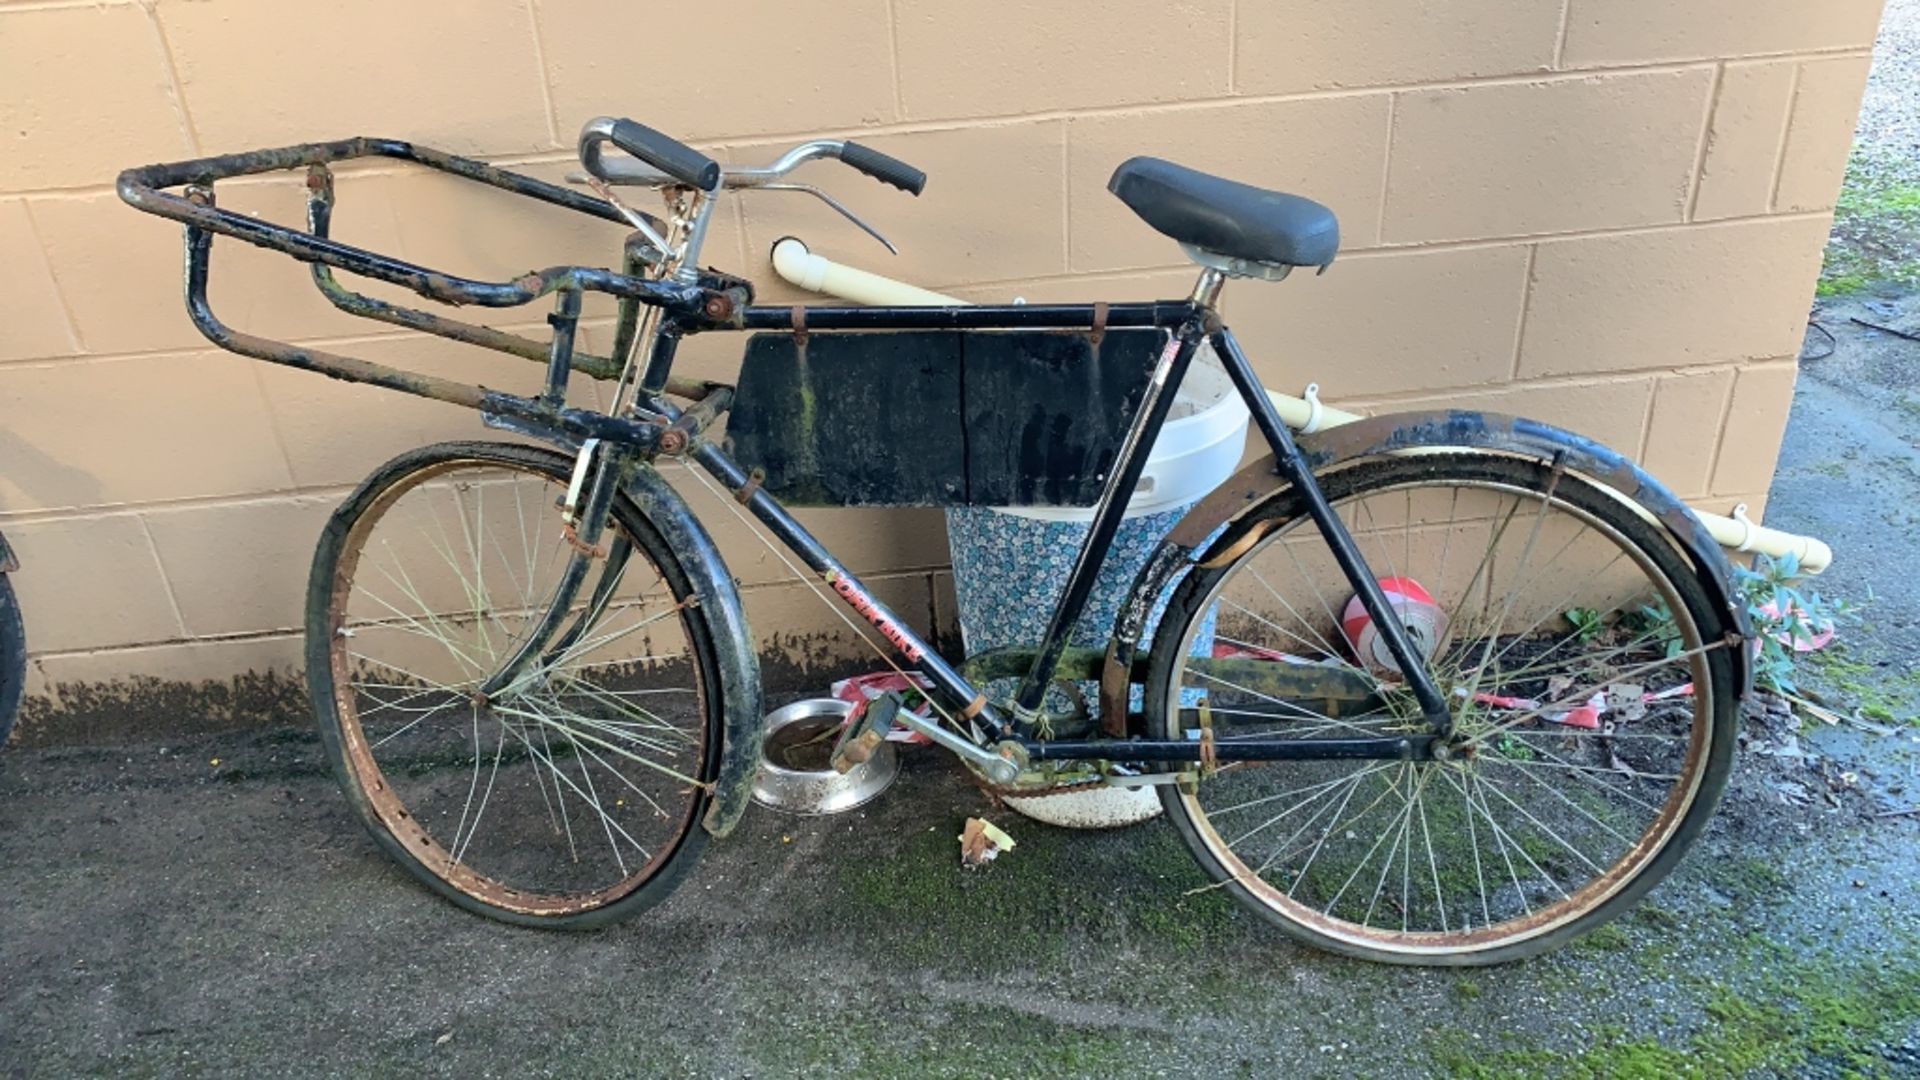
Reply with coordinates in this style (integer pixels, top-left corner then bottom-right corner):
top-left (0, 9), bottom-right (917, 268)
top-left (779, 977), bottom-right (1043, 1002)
top-left (1250, 388), bottom-right (1831, 571)
top-left (770, 238), bottom-right (964, 306)
top-left (768, 241), bottom-right (1833, 574)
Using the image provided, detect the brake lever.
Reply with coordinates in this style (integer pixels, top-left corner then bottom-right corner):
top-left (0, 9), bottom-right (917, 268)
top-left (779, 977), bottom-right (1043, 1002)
top-left (760, 183), bottom-right (898, 255)
top-left (567, 172), bottom-right (675, 259)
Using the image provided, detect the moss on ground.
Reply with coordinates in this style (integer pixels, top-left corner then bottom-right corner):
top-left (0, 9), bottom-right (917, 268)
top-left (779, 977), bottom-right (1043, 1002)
top-left (1820, 145), bottom-right (1920, 298)
top-left (1809, 651), bottom-right (1920, 727)
top-left (740, 995), bottom-right (1150, 1078)
top-left (1433, 934), bottom-right (1920, 1079)
top-left (824, 817), bottom-right (1246, 974)
top-left (1723, 855), bottom-right (1791, 898)
top-left (1567, 921), bottom-right (1632, 956)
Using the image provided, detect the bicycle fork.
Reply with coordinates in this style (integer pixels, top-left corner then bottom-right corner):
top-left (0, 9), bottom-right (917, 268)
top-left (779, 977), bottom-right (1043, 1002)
top-left (475, 439), bottom-right (630, 701)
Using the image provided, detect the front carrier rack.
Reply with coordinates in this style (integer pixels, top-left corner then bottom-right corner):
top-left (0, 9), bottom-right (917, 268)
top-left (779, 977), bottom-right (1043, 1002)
top-left (116, 137), bottom-right (749, 451)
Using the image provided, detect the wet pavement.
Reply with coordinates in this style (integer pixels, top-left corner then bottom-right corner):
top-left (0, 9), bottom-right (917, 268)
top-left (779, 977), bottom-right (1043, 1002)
top-left (3, 295), bottom-right (1919, 1078)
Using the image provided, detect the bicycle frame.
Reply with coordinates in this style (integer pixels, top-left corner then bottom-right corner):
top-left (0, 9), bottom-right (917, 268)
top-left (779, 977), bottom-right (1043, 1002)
top-left (117, 137), bottom-right (1454, 784)
top-left (663, 297), bottom-right (1452, 769)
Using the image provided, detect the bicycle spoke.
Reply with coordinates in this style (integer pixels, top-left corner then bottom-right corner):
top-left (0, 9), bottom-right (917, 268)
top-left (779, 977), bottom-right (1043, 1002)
top-left (1416, 777), bottom-right (1447, 933)
top-left (1466, 544), bottom-right (1630, 684)
top-left (571, 728), bottom-right (628, 877)
top-left (321, 455), bottom-right (718, 916)
top-left (1437, 492), bottom-right (1523, 657)
top-left (1223, 763), bottom-right (1392, 845)
top-left (1457, 482), bottom-right (1559, 706)
top-left (1463, 640), bottom-right (1722, 748)
top-left (1479, 742), bottom-right (1667, 813)
top-left (1319, 764), bottom-right (1416, 914)
top-left (535, 721), bottom-right (577, 861)
top-left (1188, 667), bottom-right (1395, 740)
top-left (1163, 460), bottom-right (1728, 957)
top-left (367, 696), bottom-right (461, 747)
top-left (1278, 765), bottom-right (1376, 893)
top-left (490, 702), bottom-right (700, 786)
top-left (1457, 762), bottom-right (1493, 930)
top-left (1475, 772), bottom-right (1608, 877)
top-left (1356, 494), bottom-right (1408, 595)
top-left (1438, 765), bottom-right (1532, 915)
top-left (1492, 759), bottom-right (1639, 847)
top-left (501, 720), bottom-right (648, 866)
top-left (1243, 564), bottom-right (1354, 668)
top-left (450, 716), bottom-right (508, 868)
top-left (1466, 767), bottom-right (1572, 900)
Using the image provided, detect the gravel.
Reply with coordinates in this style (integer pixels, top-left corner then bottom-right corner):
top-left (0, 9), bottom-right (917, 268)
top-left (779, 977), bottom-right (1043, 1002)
top-left (1855, 0), bottom-right (1920, 158)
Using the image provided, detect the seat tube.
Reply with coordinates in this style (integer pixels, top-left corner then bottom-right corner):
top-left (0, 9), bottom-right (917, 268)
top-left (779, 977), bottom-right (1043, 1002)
top-left (1013, 313), bottom-right (1208, 718)
top-left (1210, 328), bottom-right (1455, 735)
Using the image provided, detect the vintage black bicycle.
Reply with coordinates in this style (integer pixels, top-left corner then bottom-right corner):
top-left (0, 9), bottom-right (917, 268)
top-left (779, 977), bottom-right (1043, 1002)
top-left (119, 116), bottom-right (1751, 965)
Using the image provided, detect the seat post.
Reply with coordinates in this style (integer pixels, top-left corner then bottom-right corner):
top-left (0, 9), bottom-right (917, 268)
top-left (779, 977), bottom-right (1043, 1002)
top-left (1190, 266), bottom-right (1227, 310)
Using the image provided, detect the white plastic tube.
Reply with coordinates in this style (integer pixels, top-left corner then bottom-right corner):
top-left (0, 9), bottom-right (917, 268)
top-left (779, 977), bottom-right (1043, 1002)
top-left (768, 241), bottom-right (1833, 574)
top-left (1255, 387), bottom-right (1833, 574)
top-left (770, 238), bottom-right (963, 306)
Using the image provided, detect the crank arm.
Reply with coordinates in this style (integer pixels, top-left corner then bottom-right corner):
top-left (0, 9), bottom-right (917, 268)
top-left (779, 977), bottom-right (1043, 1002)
top-left (890, 708), bottom-right (1025, 785)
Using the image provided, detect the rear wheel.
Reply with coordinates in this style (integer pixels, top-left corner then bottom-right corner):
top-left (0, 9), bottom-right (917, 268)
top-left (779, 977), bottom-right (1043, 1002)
top-left (307, 442), bottom-right (724, 927)
top-left (1144, 454), bottom-right (1739, 965)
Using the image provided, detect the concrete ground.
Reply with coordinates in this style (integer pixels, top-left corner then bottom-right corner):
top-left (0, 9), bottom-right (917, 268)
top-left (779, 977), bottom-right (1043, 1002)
top-left (3, 295), bottom-right (1919, 1078)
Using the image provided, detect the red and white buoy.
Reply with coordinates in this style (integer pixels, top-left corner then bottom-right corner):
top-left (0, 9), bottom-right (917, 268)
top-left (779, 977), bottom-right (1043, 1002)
top-left (1341, 577), bottom-right (1448, 677)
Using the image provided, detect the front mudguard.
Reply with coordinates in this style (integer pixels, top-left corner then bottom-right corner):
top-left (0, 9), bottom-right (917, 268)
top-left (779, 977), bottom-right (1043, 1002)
top-left (1097, 409), bottom-right (1755, 731)
top-left (621, 467), bottom-right (764, 838)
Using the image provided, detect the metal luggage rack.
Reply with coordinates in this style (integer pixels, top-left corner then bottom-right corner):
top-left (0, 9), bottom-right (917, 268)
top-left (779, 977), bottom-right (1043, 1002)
top-left (116, 137), bottom-right (750, 451)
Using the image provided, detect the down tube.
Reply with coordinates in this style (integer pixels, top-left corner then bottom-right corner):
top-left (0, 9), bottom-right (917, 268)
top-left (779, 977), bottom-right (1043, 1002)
top-left (688, 441), bottom-right (1011, 742)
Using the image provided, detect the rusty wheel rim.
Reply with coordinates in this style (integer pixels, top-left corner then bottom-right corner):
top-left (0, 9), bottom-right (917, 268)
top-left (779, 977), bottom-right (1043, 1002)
top-left (325, 457), bottom-right (709, 917)
top-left (1167, 475), bottom-right (1717, 957)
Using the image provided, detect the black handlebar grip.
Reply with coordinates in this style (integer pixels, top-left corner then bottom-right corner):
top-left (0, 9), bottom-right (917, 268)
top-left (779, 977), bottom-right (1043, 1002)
top-left (839, 142), bottom-right (927, 196)
top-left (608, 118), bottom-right (721, 191)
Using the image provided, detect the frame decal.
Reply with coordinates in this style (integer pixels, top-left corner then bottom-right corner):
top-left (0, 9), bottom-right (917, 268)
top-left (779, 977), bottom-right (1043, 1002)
top-left (826, 570), bottom-right (925, 663)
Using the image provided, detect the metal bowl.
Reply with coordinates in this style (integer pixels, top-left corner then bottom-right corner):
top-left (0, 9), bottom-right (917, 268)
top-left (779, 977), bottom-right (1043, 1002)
top-left (751, 698), bottom-right (898, 815)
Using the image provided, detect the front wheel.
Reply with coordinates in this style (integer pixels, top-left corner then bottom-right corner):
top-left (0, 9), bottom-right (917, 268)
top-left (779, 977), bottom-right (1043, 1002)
top-left (1144, 453), bottom-right (1740, 965)
top-left (307, 441), bottom-right (726, 928)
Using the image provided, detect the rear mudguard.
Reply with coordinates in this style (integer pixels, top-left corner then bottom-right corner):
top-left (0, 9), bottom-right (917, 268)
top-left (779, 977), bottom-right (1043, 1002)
top-left (621, 467), bottom-right (764, 838)
top-left (1097, 409), bottom-right (1755, 731)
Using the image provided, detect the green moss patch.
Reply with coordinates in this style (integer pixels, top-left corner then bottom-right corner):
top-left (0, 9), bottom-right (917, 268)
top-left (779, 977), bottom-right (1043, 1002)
top-left (1820, 145), bottom-right (1920, 298)
top-left (823, 818), bottom-right (1248, 973)
top-left (1434, 937), bottom-right (1920, 1078)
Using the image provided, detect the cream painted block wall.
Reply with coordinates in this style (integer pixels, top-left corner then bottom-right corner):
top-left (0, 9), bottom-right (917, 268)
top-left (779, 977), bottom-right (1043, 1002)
top-left (0, 0), bottom-right (1884, 740)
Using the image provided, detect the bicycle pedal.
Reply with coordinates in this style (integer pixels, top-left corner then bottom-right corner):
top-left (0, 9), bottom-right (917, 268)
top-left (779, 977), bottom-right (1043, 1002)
top-left (830, 693), bottom-right (900, 773)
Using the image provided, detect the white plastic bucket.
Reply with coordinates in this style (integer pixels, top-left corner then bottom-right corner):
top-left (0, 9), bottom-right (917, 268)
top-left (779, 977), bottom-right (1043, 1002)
top-left (946, 349), bottom-right (1249, 828)
top-left (991, 352), bottom-right (1250, 523)
top-left (947, 347), bottom-right (1248, 654)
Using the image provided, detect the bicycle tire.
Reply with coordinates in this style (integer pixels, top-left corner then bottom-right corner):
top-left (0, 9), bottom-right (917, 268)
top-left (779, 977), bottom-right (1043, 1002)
top-left (0, 562), bottom-right (23, 747)
top-left (307, 441), bottom-right (727, 928)
top-left (1143, 453), bottom-right (1739, 965)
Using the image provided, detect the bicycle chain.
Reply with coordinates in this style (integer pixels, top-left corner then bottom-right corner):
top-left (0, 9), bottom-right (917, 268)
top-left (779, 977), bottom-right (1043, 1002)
top-left (962, 755), bottom-right (1142, 804)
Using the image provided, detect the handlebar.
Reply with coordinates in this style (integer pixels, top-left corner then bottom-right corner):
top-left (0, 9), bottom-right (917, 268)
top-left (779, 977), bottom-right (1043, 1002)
top-left (580, 117), bottom-right (721, 191)
top-left (838, 142), bottom-right (927, 195)
top-left (578, 116), bottom-right (926, 196)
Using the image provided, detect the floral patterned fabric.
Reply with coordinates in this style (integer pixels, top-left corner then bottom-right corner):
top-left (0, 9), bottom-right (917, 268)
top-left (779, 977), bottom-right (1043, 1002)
top-left (946, 506), bottom-right (1218, 716)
